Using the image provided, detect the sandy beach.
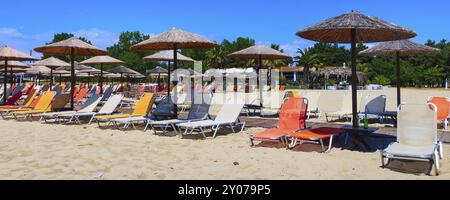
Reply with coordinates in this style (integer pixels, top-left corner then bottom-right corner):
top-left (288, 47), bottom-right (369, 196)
top-left (0, 120), bottom-right (448, 180)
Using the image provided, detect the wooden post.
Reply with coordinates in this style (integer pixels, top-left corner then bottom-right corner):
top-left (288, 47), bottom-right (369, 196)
top-left (350, 29), bottom-right (359, 128)
top-left (396, 51), bottom-right (401, 106)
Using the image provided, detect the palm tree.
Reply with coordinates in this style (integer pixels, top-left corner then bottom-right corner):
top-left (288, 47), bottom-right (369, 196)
top-left (296, 48), bottom-right (320, 89)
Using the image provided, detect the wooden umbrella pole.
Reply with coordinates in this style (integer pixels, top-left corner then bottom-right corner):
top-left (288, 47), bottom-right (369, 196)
top-left (50, 67), bottom-right (53, 88)
top-left (10, 65), bottom-right (13, 88)
top-left (70, 48), bottom-right (75, 110)
top-left (100, 64), bottom-right (104, 94)
top-left (2, 58), bottom-right (8, 104)
top-left (258, 55), bottom-right (263, 108)
top-left (396, 51), bottom-right (401, 106)
top-left (350, 29), bottom-right (358, 128)
top-left (167, 61), bottom-right (171, 97)
top-left (173, 44), bottom-right (178, 118)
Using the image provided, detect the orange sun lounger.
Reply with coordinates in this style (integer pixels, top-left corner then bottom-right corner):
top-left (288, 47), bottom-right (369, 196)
top-left (249, 97), bottom-right (308, 147)
top-left (287, 127), bottom-right (346, 153)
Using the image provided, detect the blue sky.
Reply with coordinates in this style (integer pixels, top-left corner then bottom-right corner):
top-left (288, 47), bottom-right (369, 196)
top-left (1, 0), bottom-right (449, 56)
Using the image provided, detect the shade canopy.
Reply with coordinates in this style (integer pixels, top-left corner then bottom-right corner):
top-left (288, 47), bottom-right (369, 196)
top-left (0, 46), bottom-right (38, 61)
top-left (34, 38), bottom-right (107, 56)
top-left (0, 60), bottom-right (29, 68)
top-left (80, 55), bottom-right (124, 65)
top-left (50, 69), bottom-right (71, 75)
top-left (32, 57), bottom-right (70, 68)
top-left (78, 66), bottom-right (101, 74)
top-left (26, 65), bottom-right (52, 75)
top-left (143, 50), bottom-right (195, 62)
top-left (229, 45), bottom-right (292, 60)
top-left (131, 28), bottom-right (219, 51)
top-left (359, 40), bottom-right (440, 57)
top-left (296, 11), bottom-right (416, 130)
top-left (107, 65), bottom-right (138, 75)
top-left (0, 67), bottom-right (28, 74)
top-left (296, 11), bottom-right (416, 43)
top-left (104, 73), bottom-right (122, 78)
top-left (56, 61), bottom-right (91, 71)
top-left (146, 66), bottom-right (168, 74)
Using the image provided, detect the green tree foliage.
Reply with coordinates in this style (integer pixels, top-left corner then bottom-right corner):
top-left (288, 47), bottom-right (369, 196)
top-left (106, 31), bottom-right (153, 73)
top-left (295, 40), bottom-right (449, 88)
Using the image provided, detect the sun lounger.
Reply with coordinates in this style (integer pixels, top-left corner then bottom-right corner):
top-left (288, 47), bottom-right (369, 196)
top-left (286, 127), bottom-right (346, 152)
top-left (145, 103), bottom-right (211, 133)
top-left (177, 102), bottom-right (245, 139)
top-left (40, 94), bottom-right (103, 123)
top-left (0, 89), bottom-right (37, 110)
top-left (325, 93), bottom-right (353, 122)
top-left (93, 93), bottom-right (154, 126)
top-left (57, 94), bottom-right (124, 124)
top-left (249, 98), bottom-right (309, 147)
top-left (357, 95), bottom-right (387, 122)
top-left (11, 91), bottom-right (56, 120)
top-left (381, 103), bottom-right (443, 176)
top-left (3, 91), bottom-right (22, 106)
top-left (427, 97), bottom-right (449, 130)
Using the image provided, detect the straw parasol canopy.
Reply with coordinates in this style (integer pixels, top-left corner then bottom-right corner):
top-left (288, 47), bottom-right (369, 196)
top-left (32, 57), bottom-right (70, 88)
top-left (296, 11), bottom-right (416, 128)
top-left (80, 55), bottom-right (124, 94)
top-left (34, 38), bottom-right (107, 109)
top-left (229, 45), bottom-right (291, 108)
top-left (144, 50), bottom-right (195, 62)
top-left (131, 28), bottom-right (219, 118)
top-left (146, 66), bottom-right (168, 87)
top-left (26, 65), bottom-right (51, 75)
top-left (147, 66), bottom-right (168, 74)
top-left (107, 66), bottom-right (138, 86)
top-left (359, 40), bottom-right (440, 106)
top-left (0, 60), bottom-right (28, 68)
top-left (0, 45), bottom-right (38, 104)
top-left (0, 67), bottom-right (28, 74)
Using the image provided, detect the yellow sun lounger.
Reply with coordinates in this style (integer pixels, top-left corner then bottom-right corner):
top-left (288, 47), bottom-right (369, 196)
top-left (93, 93), bottom-right (154, 126)
top-left (12, 91), bottom-right (56, 120)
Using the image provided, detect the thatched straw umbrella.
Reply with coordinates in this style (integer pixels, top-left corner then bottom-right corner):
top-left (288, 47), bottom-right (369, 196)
top-left (77, 66), bottom-right (102, 87)
top-left (359, 40), bottom-right (440, 106)
top-left (107, 66), bottom-right (137, 87)
top-left (0, 46), bottom-right (38, 104)
top-left (229, 45), bottom-right (291, 107)
top-left (296, 11), bottom-right (416, 127)
top-left (34, 38), bottom-right (107, 109)
top-left (80, 56), bottom-right (124, 94)
top-left (32, 57), bottom-right (70, 88)
top-left (26, 65), bottom-right (51, 85)
top-left (131, 28), bottom-right (219, 118)
top-left (0, 61), bottom-right (30, 87)
top-left (144, 50), bottom-right (194, 89)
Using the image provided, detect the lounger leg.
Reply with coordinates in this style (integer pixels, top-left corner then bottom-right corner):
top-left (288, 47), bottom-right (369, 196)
top-left (434, 152), bottom-right (440, 176)
top-left (240, 122), bottom-right (246, 132)
top-left (200, 127), bottom-right (207, 139)
top-left (144, 121), bottom-right (150, 132)
top-left (439, 141), bottom-right (443, 159)
top-left (325, 136), bottom-right (334, 153)
top-left (230, 123), bottom-right (236, 133)
top-left (88, 115), bottom-right (95, 124)
top-left (213, 125), bottom-right (220, 138)
top-left (319, 139), bottom-right (325, 153)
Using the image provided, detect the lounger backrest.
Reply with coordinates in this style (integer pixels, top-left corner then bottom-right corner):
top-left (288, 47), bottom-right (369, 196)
top-left (74, 88), bottom-right (89, 100)
top-left (101, 86), bottom-right (113, 101)
top-left (34, 91), bottom-right (56, 111)
top-left (187, 103), bottom-right (210, 120)
top-left (364, 95), bottom-right (386, 114)
top-left (427, 97), bottom-right (450, 121)
top-left (25, 84), bottom-right (34, 95)
top-left (131, 93), bottom-right (154, 116)
top-left (22, 89), bottom-right (37, 107)
top-left (5, 91), bottom-right (22, 105)
top-left (50, 94), bottom-right (70, 110)
top-left (152, 96), bottom-right (176, 117)
top-left (11, 85), bottom-right (22, 96)
top-left (214, 103), bottom-right (244, 124)
top-left (278, 98), bottom-right (308, 130)
top-left (398, 103), bottom-right (437, 147)
top-left (98, 94), bottom-right (123, 114)
top-left (78, 94), bottom-right (103, 113)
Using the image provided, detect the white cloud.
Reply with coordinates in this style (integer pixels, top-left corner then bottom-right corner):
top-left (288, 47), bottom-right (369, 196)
top-left (73, 28), bottom-right (119, 49)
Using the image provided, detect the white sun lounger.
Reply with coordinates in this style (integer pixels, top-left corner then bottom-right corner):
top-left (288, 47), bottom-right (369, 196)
top-left (381, 103), bottom-right (443, 176)
top-left (40, 94), bottom-right (103, 123)
top-left (177, 103), bottom-right (245, 139)
top-left (146, 103), bottom-right (211, 134)
top-left (57, 94), bottom-right (123, 124)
